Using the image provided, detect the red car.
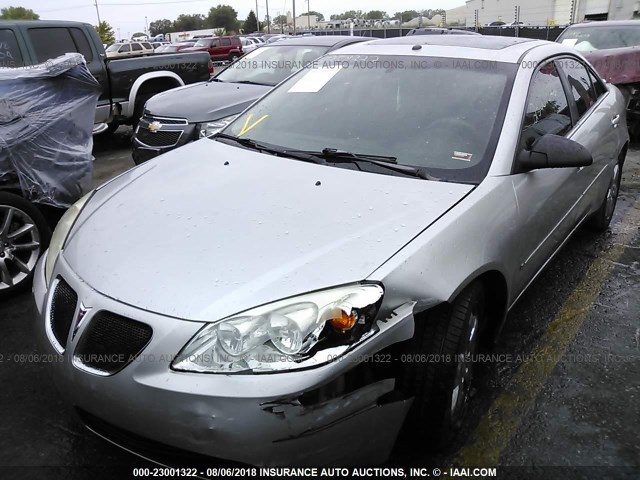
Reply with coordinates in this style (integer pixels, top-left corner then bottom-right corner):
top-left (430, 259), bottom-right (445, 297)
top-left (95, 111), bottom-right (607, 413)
top-left (182, 36), bottom-right (243, 62)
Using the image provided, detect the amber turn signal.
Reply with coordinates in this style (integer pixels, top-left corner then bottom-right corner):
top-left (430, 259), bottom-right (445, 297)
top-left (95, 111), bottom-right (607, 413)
top-left (329, 308), bottom-right (358, 332)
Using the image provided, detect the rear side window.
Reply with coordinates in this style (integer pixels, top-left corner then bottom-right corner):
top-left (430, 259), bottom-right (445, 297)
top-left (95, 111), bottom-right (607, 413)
top-left (221, 38), bottom-right (231, 46)
top-left (131, 43), bottom-right (142, 51)
top-left (28, 27), bottom-right (77, 63)
top-left (558, 58), bottom-right (596, 118)
top-left (0, 29), bottom-right (24, 67)
top-left (520, 61), bottom-right (572, 150)
top-left (142, 42), bottom-right (152, 49)
top-left (69, 28), bottom-right (93, 61)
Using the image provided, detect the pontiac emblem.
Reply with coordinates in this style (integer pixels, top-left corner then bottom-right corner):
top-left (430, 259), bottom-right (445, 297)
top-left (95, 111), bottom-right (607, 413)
top-left (72, 302), bottom-right (92, 340)
top-left (148, 121), bottom-right (162, 133)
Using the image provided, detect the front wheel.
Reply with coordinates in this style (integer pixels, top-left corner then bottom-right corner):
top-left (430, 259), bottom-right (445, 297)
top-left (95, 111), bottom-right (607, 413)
top-left (398, 282), bottom-right (485, 449)
top-left (0, 193), bottom-right (51, 298)
top-left (588, 158), bottom-right (623, 232)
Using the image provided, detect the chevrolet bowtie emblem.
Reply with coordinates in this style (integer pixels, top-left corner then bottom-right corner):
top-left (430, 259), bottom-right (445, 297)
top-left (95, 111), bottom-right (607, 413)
top-left (148, 121), bottom-right (162, 133)
top-left (72, 302), bottom-right (92, 340)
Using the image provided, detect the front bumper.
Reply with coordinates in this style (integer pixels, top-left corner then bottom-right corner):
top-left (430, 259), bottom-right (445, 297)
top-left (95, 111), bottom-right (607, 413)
top-left (32, 254), bottom-right (415, 466)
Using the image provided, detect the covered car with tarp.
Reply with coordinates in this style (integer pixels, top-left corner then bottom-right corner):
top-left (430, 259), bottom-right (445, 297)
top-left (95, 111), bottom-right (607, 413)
top-left (0, 53), bottom-right (100, 298)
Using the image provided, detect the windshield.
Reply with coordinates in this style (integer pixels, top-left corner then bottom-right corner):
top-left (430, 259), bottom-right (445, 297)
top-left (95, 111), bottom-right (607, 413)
top-left (558, 25), bottom-right (640, 51)
top-left (106, 44), bottom-right (121, 52)
top-left (215, 45), bottom-right (329, 86)
top-left (222, 55), bottom-right (516, 183)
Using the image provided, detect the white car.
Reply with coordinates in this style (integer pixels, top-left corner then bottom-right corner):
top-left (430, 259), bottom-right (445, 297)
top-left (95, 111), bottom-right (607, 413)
top-left (105, 42), bottom-right (154, 58)
top-left (240, 36), bottom-right (261, 54)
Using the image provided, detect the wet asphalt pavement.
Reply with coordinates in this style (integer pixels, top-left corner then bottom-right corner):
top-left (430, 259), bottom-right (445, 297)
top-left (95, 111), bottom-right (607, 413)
top-left (0, 128), bottom-right (638, 479)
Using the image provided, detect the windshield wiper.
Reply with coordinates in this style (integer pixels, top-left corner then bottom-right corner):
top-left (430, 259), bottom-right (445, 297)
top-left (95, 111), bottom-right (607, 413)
top-left (234, 80), bottom-right (273, 86)
top-left (214, 133), bottom-right (326, 164)
top-left (300, 148), bottom-right (440, 181)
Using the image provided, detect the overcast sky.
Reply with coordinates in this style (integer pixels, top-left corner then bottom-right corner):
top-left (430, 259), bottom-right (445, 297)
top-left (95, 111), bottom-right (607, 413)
top-left (18, 0), bottom-right (465, 38)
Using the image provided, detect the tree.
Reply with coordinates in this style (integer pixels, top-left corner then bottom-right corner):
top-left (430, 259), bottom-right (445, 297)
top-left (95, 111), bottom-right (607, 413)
top-left (365, 10), bottom-right (386, 20)
top-left (95, 21), bottom-right (115, 45)
top-left (300, 10), bottom-right (324, 21)
top-left (394, 10), bottom-right (419, 23)
top-left (207, 4), bottom-right (238, 33)
top-left (273, 14), bottom-right (287, 26)
top-left (149, 19), bottom-right (172, 36)
top-left (0, 6), bottom-right (39, 19)
top-left (330, 10), bottom-right (362, 21)
top-left (173, 13), bottom-right (206, 31)
top-left (243, 10), bottom-right (258, 33)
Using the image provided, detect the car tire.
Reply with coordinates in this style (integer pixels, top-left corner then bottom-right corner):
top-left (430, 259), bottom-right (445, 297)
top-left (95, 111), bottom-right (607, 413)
top-left (398, 282), bottom-right (485, 449)
top-left (229, 54), bottom-right (240, 62)
top-left (132, 94), bottom-right (153, 128)
top-left (0, 192), bottom-right (52, 299)
top-left (588, 155), bottom-right (624, 232)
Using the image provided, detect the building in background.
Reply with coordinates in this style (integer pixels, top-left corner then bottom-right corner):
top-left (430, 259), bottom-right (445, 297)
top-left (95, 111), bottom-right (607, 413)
top-left (465, 0), bottom-right (639, 27)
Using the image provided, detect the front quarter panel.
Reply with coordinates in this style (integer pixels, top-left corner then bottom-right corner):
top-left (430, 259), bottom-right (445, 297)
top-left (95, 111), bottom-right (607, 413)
top-left (369, 176), bottom-right (518, 314)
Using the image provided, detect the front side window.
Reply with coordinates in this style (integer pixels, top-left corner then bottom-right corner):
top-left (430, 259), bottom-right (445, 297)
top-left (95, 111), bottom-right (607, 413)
top-left (120, 44), bottom-right (131, 52)
top-left (223, 55), bottom-right (517, 184)
top-left (558, 58), bottom-right (596, 118)
top-left (28, 27), bottom-right (76, 63)
top-left (520, 61), bottom-right (571, 150)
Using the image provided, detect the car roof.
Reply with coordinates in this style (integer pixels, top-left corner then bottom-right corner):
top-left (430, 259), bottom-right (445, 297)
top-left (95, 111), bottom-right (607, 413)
top-left (564, 20), bottom-right (640, 28)
top-left (263, 35), bottom-right (368, 48)
top-left (326, 35), bottom-right (565, 63)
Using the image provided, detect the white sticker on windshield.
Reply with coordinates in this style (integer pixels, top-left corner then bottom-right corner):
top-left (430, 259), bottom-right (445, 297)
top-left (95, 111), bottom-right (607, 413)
top-left (452, 151), bottom-right (473, 162)
top-left (561, 39), bottom-right (578, 47)
top-left (288, 66), bottom-right (343, 93)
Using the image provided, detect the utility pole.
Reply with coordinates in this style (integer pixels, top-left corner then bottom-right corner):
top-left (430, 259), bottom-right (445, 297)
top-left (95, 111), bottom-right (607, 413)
top-left (94, 0), bottom-right (102, 25)
top-left (255, 0), bottom-right (259, 32)
top-left (307, 0), bottom-right (310, 30)
top-left (145, 16), bottom-right (148, 35)
top-left (293, 0), bottom-right (296, 35)
top-left (266, 0), bottom-right (270, 33)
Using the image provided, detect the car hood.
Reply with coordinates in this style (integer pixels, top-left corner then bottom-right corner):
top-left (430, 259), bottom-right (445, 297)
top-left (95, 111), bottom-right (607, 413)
top-left (582, 46), bottom-right (640, 85)
top-left (145, 81), bottom-right (271, 123)
top-left (64, 140), bottom-right (473, 322)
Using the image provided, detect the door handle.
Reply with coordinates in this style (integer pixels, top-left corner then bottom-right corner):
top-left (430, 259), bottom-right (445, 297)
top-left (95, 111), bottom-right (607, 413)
top-left (611, 114), bottom-right (620, 128)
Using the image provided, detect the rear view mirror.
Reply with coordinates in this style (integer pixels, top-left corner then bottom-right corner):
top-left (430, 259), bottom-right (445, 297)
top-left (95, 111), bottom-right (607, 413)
top-left (516, 134), bottom-right (592, 172)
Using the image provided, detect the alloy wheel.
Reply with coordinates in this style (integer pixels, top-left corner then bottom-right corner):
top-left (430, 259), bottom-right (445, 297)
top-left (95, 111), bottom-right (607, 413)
top-left (0, 205), bottom-right (41, 291)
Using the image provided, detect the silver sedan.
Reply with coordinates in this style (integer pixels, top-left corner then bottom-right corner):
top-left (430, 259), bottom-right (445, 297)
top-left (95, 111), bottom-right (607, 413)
top-left (33, 36), bottom-right (628, 465)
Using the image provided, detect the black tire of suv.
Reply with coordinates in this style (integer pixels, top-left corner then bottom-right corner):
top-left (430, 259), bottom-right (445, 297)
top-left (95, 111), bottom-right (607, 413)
top-left (398, 282), bottom-right (485, 450)
top-left (0, 192), bottom-right (52, 299)
top-left (229, 54), bottom-right (240, 62)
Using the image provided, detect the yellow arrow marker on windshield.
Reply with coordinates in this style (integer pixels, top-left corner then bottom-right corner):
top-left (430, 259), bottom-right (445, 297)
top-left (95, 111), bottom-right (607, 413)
top-left (238, 113), bottom-right (269, 136)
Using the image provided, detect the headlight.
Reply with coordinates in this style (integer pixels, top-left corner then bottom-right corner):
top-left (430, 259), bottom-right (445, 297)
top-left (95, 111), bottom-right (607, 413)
top-left (44, 191), bottom-right (94, 285)
top-left (197, 114), bottom-right (239, 138)
top-left (172, 284), bottom-right (384, 374)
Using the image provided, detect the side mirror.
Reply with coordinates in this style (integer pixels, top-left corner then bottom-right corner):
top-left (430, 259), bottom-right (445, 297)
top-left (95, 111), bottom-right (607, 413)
top-left (516, 134), bottom-right (592, 172)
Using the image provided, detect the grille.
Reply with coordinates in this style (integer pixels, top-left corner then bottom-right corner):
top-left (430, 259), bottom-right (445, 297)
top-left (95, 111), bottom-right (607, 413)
top-left (74, 312), bottom-right (152, 375)
top-left (141, 115), bottom-right (187, 125)
top-left (136, 128), bottom-right (182, 148)
top-left (50, 279), bottom-right (78, 349)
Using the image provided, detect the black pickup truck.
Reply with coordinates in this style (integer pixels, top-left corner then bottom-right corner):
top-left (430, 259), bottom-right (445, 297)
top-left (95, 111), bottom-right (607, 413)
top-left (0, 20), bottom-right (212, 133)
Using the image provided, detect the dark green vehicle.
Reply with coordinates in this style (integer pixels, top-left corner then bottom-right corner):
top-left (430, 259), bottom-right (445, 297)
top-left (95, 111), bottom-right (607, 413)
top-left (0, 20), bottom-right (213, 134)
